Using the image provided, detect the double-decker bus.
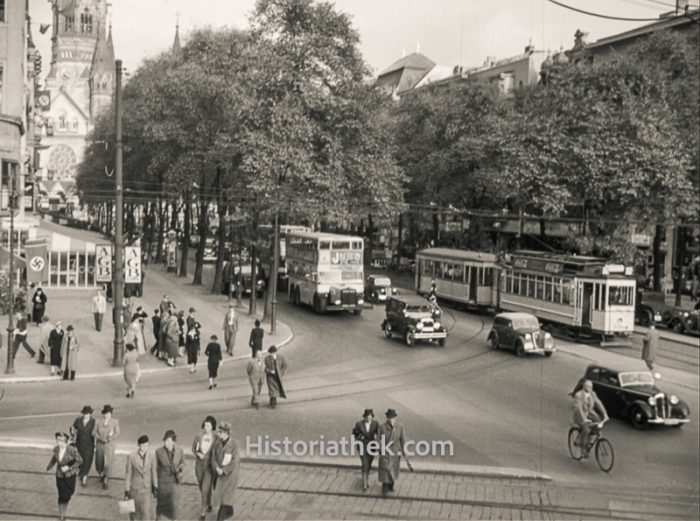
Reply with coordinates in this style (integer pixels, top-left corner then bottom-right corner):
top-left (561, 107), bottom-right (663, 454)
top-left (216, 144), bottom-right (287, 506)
top-left (286, 231), bottom-right (367, 315)
top-left (260, 225), bottom-right (312, 292)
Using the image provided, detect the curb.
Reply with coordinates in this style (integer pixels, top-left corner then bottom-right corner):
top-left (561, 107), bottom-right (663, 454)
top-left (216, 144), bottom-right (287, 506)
top-left (0, 320), bottom-right (294, 385)
top-left (0, 440), bottom-right (551, 481)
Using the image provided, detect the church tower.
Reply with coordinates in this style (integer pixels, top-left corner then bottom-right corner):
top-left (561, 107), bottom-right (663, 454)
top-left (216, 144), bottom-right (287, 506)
top-left (89, 21), bottom-right (115, 118)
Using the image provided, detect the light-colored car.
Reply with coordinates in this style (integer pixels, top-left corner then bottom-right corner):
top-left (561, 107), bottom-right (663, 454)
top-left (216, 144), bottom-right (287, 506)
top-left (488, 312), bottom-right (555, 357)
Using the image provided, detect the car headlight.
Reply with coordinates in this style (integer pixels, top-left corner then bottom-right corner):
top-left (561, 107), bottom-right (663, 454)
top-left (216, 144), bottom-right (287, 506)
top-left (358, 299), bottom-right (364, 305)
top-left (670, 395), bottom-right (679, 405)
top-left (334, 299), bottom-right (341, 305)
top-left (648, 396), bottom-right (656, 406)
top-left (525, 333), bottom-right (532, 341)
top-left (433, 321), bottom-right (441, 330)
top-left (544, 332), bottom-right (552, 339)
top-left (416, 322), bottom-right (423, 331)
top-left (683, 312), bottom-right (689, 317)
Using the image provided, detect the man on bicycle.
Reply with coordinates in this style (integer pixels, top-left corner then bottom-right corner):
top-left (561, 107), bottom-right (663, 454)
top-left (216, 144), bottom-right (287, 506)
top-left (572, 379), bottom-right (609, 458)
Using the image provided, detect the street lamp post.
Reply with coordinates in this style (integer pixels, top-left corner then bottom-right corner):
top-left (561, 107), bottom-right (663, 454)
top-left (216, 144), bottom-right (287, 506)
top-left (5, 173), bottom-right (17, 374)
top-left (270, 170), bottom-right (286, 335)
top-left (112, 59), bottom-right (125, 367)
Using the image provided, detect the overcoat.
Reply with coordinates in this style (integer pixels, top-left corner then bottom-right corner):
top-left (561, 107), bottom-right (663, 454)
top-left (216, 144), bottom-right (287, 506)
top-left (125, 449), bottom-right (157, 521)
top-left (264, 354), bottom-right (287, 399)
top-left (31, 290), bottom-right (47, 323)
top-left (71, 415), bottom-right (96, 479)
top-left (377, 420), bottom-right (406, 485)
top-left (248, 326), bottom-right (264, 356)
top-left (155, 446), bottom-right (184, 519)
top-left (49, 328), bottom-right (64, 367)
top-left (40, 320), bottom-right (53, 360)
top-left (210, 436), bottom-right (240, 508)
top-left (164, 316), bottom-right (180, 359)
top-left (126, 321), bottom-right (147, 355)
top-left (191, 431), bottom-right (215, 509)
top-left (93, 418), bottom-right (120, 477)
top-left (60, 334), bottom-right (79, 373)
top-left (247, 358), bottom-right (265, 389)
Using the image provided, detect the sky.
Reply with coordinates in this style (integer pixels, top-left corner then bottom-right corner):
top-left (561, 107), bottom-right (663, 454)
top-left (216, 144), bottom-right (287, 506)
top-left (28, 0), bottom-right (691, 78)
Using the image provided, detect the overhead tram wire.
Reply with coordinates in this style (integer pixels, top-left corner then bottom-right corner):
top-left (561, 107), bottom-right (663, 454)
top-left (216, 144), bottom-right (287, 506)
top-left (545, 0), bottom-right (665, 21)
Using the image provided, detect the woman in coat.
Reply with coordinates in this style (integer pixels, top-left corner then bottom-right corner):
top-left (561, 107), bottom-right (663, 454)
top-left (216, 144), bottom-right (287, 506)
top-left (46, 432), bottom-right (82, 521)
top-left (210, 422), bottom-right (240, 521)
top-left (164, 313), bottom-right (180, 367)
top-left (177, 310), bottom-right (186, 357)
top-left (60, 325), bottom-right (79, 381)
top-left (352, 409), bottom-right (379, 491)
top-left (125, 435), bottom-right (158, 521)
top-left (123, 343), bottom-right (140, 398)
top-left (93, 404), bottom-right (120, 489)
top-left (48, 321), bottom-right (64, 376)
top-left (186, 322), bottom-right (201, 374)
top-left (70, 405), bottom-right (96, 486)
top-left (204, 335), bottom-right (223, 390)
top-left (31, 287), bottom-right (47, 326)
top-left (155, 430), bottom-right (184, 520)
top-left (192, 416), bottom-right (217, 521)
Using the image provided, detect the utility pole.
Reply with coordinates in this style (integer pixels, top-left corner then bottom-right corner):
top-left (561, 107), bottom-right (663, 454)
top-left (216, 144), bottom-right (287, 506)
top-left (5, 171), bottom-right (17, 374)
top-left (270, 199), bottom-right (280, 334)
top-left (112, 59), bottom-right (125, 367)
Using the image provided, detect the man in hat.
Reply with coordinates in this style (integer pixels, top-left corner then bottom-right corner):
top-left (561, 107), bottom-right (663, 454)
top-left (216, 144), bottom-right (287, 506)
top-left (222, 303), bottom-right (239, 356)
top-left (264, 346), bottom-right (288, 408)
top-left (12, 311), bottom-right (36, 360)
top-left (211, 422), bottom-right (240, 521)
top-left (352, 409), bottom-right (379, 491)
top-left (125, 435), bottom-right (158, 521)
top-left (248, 319), bottom-right (264, 358)
top-left (92, 289), bottom-right (107, 332)
top-left (49, 321), bottom-right (64, 376)
top-left (377, 408), bottom-right (407, 497)
top-left (246, 349), bottom-right (265, 408)
top-left (155, 430), bottom-right (184, 520)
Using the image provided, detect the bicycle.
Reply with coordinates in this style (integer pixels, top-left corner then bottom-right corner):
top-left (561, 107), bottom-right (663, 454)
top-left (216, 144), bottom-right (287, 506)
top-left (567, 419), bottom-right (614, 472)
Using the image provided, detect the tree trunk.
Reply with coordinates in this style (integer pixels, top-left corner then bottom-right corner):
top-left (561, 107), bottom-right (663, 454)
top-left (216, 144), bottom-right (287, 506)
top-left (397, 213), bottom-right (403, 260)
top-left (179, 197), bottom-right (191, 277)
top-left (517, 206), bottom-right (524, 249)
top-left (193, 176), bottom-right (208, 286)
top-left (212, 204), bottom-right (228, 294)
top-left (652, 224), bottom-right (663, 292)
top-left (249, 243), bottom-right (257, 315)
top-left (170, 201), bottom-right (178, 232)
top-left (432, 209), bottom-right (439, 245)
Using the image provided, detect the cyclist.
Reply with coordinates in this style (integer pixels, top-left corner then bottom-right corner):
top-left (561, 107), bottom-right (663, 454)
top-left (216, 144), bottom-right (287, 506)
top-left (572, 379), bottom-right (609, 458)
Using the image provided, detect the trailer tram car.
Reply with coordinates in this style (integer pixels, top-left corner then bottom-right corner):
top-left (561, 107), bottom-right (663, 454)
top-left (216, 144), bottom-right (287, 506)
top-left (415, 249), bottom-right (499, 308)
top-left (499, 251), bottom-right (636, 344)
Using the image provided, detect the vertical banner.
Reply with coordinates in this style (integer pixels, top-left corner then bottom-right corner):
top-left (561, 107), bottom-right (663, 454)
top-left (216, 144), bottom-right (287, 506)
top-left (125, 246), bottom-right (142, 283)
top-left (25, 238), bottom-right (48, 284)
top-left (95, 243), bottom-right (113, 282)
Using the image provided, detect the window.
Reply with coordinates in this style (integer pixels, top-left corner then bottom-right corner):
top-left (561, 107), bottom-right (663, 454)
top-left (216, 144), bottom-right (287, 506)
top-left (65, 17), bottom-right (74, 32)
top-left (1, 160), bottom-right (18, 210)
top-left (562, 283), bottom-right (571, 305)
top-left (319, 241), bottom-right (330, 250)
top-left (544, 277), bottom-right (552, 301)
top-left (453, 263), bottom-right (464, 282)
top-left (608, 285), bottom-right (633, 306)
top-left (527, 277), bottom-right (536, 298)
top-left (80, 10), bottom-right (93, 33)
top-left (434, 262), bottom-right (443, 279)
top-left (421, 260), bottom-right (433, 277)
top-left (484, 268), bottom-right (493, 286)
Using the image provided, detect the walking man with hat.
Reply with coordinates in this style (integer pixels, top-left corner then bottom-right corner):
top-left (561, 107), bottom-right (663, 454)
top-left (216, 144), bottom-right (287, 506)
top-left (352, 409), bottom-right (379, 491)
top-left (246, 349), bottom-right (265, 408)
top-left (264, 346), bottom-right (287, 408)
top-left (125, 435), bottom-right (158, 521)
top-left (210, 422), bottom-right (240, 521)
top-left (222, 303), bottom-right (239, 356)
top-left (377, 408), bottom-right (407, 497)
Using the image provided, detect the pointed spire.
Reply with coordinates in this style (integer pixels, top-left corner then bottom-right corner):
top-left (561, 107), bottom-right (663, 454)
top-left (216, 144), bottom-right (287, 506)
top-left (106, 21), bottom-right (115, 65)
top-left (90, 21), bottom-right (113, 86)
top-left (172, 15), bottom-right (182, 59)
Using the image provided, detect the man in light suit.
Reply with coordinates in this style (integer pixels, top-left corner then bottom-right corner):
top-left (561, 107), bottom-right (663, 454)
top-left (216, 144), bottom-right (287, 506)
top-left (572, 380), bottom-right (609, 458)
top-left (222, 304), bottom-right (239, 356)
top-left (125, 435), bottom-right (158, 521)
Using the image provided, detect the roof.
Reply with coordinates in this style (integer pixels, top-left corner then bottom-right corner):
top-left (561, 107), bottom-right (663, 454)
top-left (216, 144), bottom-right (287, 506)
top-left (378, 52), bottom-right (436, 76)
top-left (495, 312), bottom-right (538, 321)
top-left (585, 361), bottom-right (654, 375)
top-left (416, 248), bottom-right (497, 263)
top-left (286, 231), bottom-right (363, 242)
top-left (90, 22), bottom-right (113, 80)
top-left (392, 294), bottom-right (431, 306)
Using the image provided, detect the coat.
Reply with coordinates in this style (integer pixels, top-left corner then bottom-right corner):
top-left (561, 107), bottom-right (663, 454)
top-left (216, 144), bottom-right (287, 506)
top-left (71, 415), bottom-right (95, 478)
top-left (60, 334), bottom-right (79, 373)
top-left (31, 290), bottom-right (47, 322)
top-left (164, 317), bottom-right (180, 358)
top-left (92, 295), bottom-right (107, 314)
top-left (249, 327), bottom-right (264, 355)
top-left (210, 436), bottom-right (240, 508)
top-left (124, 349), bottom-right (140, 388)
top-left (247, 358), bottom-right (265, 388)
top-left (572, 389), bottom-right (607, 425)
top-left (126, 321), bottom-right (147, 355)
top-left (264, 354), bottom-right (287, 399)
top-left (49, 329), bottom-right (64, 366)
top-left (377, 420), bottom-right (406, 485)
top-left (40, 321), bottom-right (53, 358)
top-left (125, 449), bottom-right (157, 521)
top-left (46, 444), bottom-right (82, 478)
top-left (191, 431), bottom-right (215, 509)
top-left (155, 446), bottom-right (184, 519)
top-left (642, 327), bottom-right (659, 366)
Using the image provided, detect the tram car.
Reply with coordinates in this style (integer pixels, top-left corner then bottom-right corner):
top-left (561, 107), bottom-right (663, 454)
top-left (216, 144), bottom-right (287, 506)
top-left (415, 248), bottom-right (636, 344)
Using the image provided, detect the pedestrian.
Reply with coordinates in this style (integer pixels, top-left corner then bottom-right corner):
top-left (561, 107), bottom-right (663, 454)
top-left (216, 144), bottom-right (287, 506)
top-left (187, 307), bottom-right (197, 333)
top-left (246, 349), bottom-right (265, 408)
top-left (192, 416), bottom-right (217, 520)
top-left (126, 315), bottom-right (147, 356)
top-left (177, 309), bottom-right (186, 358)
top-left (205, 335), bottom-right (223, 390)
top-left (49, 321), bottom-right (64, 376)
top-left (31, 287), bottom-right (47, 326)
top-left (155, 430), bottom-right (185, 520)
top-left (93, 404), bottom-right (120, 489)
top-left (124, 343), bottom-right (140, 398)
top-left (38, 315), bottom-right (53, 365)
top-left (164, 312), bottom-right (180, 367)
top-left (124, 435), bottom-right (158, 521)
top-left (352, 409), bottom-right (379, 491)
top-left (12, 311), bottom-right (36, 360)
top-left (46, 432), bottom-right (82, 521)
top-left (70, 405), bottom-right (96, 487)
top-left (264, 345), bottom-right (287, 409)
top-left (122, 297), bottom-right (134, 334)
top-left (186, 322), bottom-right (201, 374)
top-left (159, 294), bottom-right (172, 315)
top-left (60, 325), bottom-right (79, 381)
top-left (210, 422), bottom-right (240, 521)
top-left (222, 303), bottom-right (238, 356)
top-left (92, 289), bottom-right (107, 332)
top-left (151, 308), bottom-right (161, 356)
top-left (377, 409), bottom-right (407, 497)
top-left (248, 319), bottom-right (264, 358)
top-left (642, 324), bottom-right (659, 370)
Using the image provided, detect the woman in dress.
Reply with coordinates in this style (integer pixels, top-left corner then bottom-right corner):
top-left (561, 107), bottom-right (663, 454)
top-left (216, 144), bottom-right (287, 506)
top-left (177, 309), bottom-right (186, 358)
top-left (46, 432), bottom-right (82, 521)
top-left (126, 315), bottom-right (147, 356)
top-left (192, 416), bottom-right (217, 520)
top-left (92, 404), bottom-right (120, 489)
top-left (70, 405), bottom-right (96, 486)
top-left (186, 322), bottom-right (201, 374)
top-left (204, 335), bottom-right (223, 390)
top-left (31, 287), bottom-right (47, 326)
top-left (352, 409), bottom-right (379, 491)
top-left (155, 429), bottom-right (184, 520)
top-left (60, 325), bottom-right (79, 381)
top-left (123, 343), bottom-right (140, 398)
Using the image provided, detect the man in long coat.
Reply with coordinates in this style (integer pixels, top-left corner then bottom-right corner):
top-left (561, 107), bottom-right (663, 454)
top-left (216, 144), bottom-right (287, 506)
top-left (60, 326), bottom-right (79, 381)
top-left (155, 430), bottom-right (184, 521)
top-left (164, 313), bottom-right (180, 366)
top-left (264, 346), bottom-right (287, 408)
top-left (642, 324), bottom-right (659, 370)
top-left (38, 315), bottom-right (53, 365)
top-left (125, 435), bottom-right (158, 521)
top-left (222, 304), bottom-right (239, 356)
top-left (210, 422), bottom-right (240, 521)
top-left (377, 408), bottom-right (407, 497)
top-left (246, 350), bottom-right (265, 408)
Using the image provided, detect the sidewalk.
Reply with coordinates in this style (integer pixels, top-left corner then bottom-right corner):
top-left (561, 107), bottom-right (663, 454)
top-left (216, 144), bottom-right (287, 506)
top-left (1, 262), bottom-right (293, 384)
top-left (0, 446), bottom-right (696, 520)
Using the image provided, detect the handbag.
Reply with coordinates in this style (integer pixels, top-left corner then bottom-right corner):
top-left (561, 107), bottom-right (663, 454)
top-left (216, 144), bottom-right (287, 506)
top-left (118, 499), bottom-right (136, 514)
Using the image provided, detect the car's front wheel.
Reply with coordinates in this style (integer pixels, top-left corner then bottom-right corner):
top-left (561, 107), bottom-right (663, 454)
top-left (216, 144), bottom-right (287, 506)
top-left (630, 406), bottom-right (650, 430)
top-left (405, 331), bottom-right (415, 346)
top-left (515, 340), bottom-right (526, 358)
top-left (384, 323), bottom-right (392, 338)
top-left (489, 333), bottom-right (499, 350)
top-left (544, 351), bottom-right (553, 358)
top-left (672, 320), bottom-right (684, 333)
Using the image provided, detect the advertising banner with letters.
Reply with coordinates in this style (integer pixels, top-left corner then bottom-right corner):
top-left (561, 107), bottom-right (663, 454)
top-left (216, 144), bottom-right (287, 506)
top-left (125, 246), bottom-right (142, 283)
top-left (25, 238), bottom-right (48, 284)
top-left (95, 244), bottom-right (113, 282)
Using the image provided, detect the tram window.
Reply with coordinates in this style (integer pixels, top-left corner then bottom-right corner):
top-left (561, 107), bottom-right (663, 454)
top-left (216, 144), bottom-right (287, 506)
top-left (422, 260), bottom-right (433, 276)
top-left (544, 277), bottom-right (552, 301)
top-left (453, 264), bottom-right (464, 282)
top-left (552, 279), bottom-right (562, 303)
top-left (593, 283), bottom-right (604, 310)
top-left (434, 262), bottom-right (443, 278)
top-left (512, 274), bottom-right (520, 294)
top-left (536, 277), bottom-right (544, 300)
top-left (608, 286), bottom-right (632, 306)
top-left (484, 268), bottom-right (493, 286)
top-left (505, 274), bottom-right (512, 293)
top-left (562, 284), bottom-right (571, 304)
top-left (443, 263), bottom-right (452, 279)
top-left (527, 277), bottom-right (536, 298)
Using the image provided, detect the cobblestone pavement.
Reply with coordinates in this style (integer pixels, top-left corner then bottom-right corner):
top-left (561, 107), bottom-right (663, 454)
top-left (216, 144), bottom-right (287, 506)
top-left (0, 448), bottom-right (698, 520)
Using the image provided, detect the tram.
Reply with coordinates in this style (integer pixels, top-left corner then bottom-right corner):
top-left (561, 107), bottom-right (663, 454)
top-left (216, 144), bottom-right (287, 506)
top-left (414, 248), bottom-right (636, 343)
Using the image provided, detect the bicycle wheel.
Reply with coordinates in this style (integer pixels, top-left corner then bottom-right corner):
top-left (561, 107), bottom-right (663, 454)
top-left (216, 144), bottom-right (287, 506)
top-left (595, 437), bottom-right (614, 472)
top-left (567, 427), bottom-right (583, 460)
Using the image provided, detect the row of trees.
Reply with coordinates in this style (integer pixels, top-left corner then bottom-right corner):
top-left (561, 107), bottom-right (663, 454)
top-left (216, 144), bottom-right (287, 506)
top-left (77, 0), bottom-right (699, 294)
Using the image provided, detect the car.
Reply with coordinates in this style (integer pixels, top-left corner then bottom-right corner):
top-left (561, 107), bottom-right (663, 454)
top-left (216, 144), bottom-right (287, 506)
top-left (487, 312), bottom-right (556, 357)
top-left (381, 295), bottom-right (447, 347)
top-left (203, 238), bottom-right (217, 263)
top-left (660, 308), bottom-right (700, 335)
top-left (364, 275), bottom-right (397, 303)
top-left (573, 364), bottom-right (690, 429)
top-left (221, 262), bottom-right (265, 297)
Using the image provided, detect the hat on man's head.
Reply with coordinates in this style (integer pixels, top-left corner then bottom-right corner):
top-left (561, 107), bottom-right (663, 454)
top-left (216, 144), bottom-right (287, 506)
top-left (218, 421), bottom-right (232, 433)
top-left (362, 409), bottom-right (374, 418)
top-left (80, 405), bottom-right (93, 415)
top-left (385, 408), bottom-right (398, 419)
top-left (268, 345), bottom-right (278, 354)
top-left (137, 435), bottom-right (149, 445)
top-left (162, 429), bottom-right (177, 441)
top-left (55, 321), bottom-right (62, 327)
top-left (66, 325), bottom-right (74, 331)
top-left (101, 404), bottom-right (113, 414)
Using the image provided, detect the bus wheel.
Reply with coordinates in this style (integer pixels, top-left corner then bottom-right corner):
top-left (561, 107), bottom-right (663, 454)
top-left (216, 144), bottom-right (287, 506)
top-left (293, 287), bottom-right (300, 306)
top-left (317, 296), bottom-right (327, 315)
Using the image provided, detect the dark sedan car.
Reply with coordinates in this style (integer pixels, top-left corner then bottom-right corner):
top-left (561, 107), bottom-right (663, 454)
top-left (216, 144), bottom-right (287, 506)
top-left (573, 364), bottom-right (690, 430)
top-left (661, 308), bottom-right (700, 336)
top-left (487, 312), bottom-right (556, 357)
top-left (364, 275), bottom-right (397, 303)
